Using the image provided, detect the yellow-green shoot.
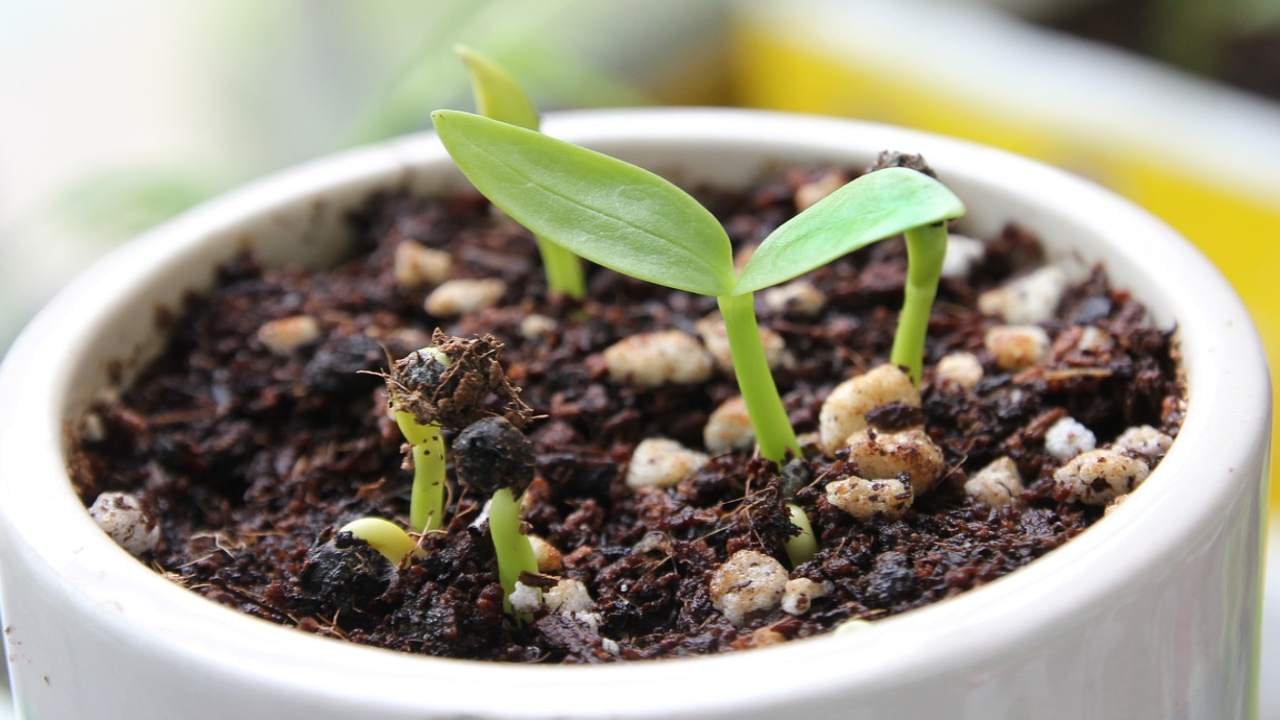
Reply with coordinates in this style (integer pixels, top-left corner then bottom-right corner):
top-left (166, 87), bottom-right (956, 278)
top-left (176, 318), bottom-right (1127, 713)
top-left (455, 45), bottom-right (587, 299)
top-left (431, 110), bottom-right (965, 464)
top-left (392, 347), bottom-right (450, 533)
top-left (340, 517), bottom-right (422, 565)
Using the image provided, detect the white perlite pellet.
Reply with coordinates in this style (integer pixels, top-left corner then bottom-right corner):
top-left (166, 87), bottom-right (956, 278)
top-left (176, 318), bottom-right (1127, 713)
top-left (818, 364), bottom-right (921, 454)
top-left (603, 330), bottom-right (713, 387)
top-left (940, 234), bottom-right (986, 279)
top-left (709, 550), bottom-right (789, 626)
top-left (508, 581), bottom-right (543, 614)
top-left (1054, 449), bottom-right (1150, 505)
top-left (1076, 326), bottom-right (1113, 354)
top-left (528, 535), bottom-right (563, 573)
top-left (519, 314), bottom-right (558, 340)
top-left (1113, 425), bottom-right (1174, 459)
top-left (794, 170), bottom-right (847, 210)
top-left (845, 427), bottom-right (945, 495)
top-left (626, 438), bottom-right (709, 489)
top-left (833, 618), bottom-right (872, 636)
top-left (257, 315), bottom-right (321, 355)
top-left (825, 476), bottom-right (913, 519)
top-left (964, 456), bottom-right (1023, 507)
top-left (696, 316), bottom-right (789, 374)
top-left (544, 579), bottom-right (595, 615)
top-left (393, 240), bottom-right (452, 289)
top-left (935, 351), bottom-right (984, 389)
top-left (984, 325), bottom-right (1050, 371)
top-left (781, 578), bottom-right (831, 616)
top-left (1044, 417), bottom-right (1097, 461)
top-left (762, 280), bottom-right (826, 317)
top-left (704, 396), bottom-right (755, 454)
top-left (977, 266), bottom-right (1067, 324)
top-left (423, 278), bottom-right (506, 317)
top-left (89, 492), bottom-right (159, 556)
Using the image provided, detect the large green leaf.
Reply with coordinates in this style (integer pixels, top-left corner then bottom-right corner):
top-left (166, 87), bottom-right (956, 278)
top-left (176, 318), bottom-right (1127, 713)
top-left (734, 168), bottom-right (965, 294)
top-left (433, 110), bottom-right (735, 296)
top-left (455, 45), bottom-right (540, 131)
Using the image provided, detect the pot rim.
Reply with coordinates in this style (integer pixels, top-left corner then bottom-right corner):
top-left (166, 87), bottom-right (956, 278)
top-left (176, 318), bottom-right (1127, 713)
top-left (0, 108), bottom-right (1268, 718)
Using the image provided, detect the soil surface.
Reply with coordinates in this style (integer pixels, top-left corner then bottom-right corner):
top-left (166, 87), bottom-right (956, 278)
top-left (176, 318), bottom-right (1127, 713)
top-left (70, 162), bottom-right (1184, 663)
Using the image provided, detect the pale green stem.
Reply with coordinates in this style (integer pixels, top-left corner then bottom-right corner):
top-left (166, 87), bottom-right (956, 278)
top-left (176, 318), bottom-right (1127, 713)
top-left (890, 223), bottom-right (947, 385)
top-left (489, 487), bottom-right (539, 620)
top-left (397, 411), bottom-right (446, 533)
top-left (341, 517), bottom-right (422, 565)
top-left (535, 235), bottom-right (586, 299)
top-left (784, 503), bottom-right (817, 565)
top-left (717, 292), bottom-right (800, 463)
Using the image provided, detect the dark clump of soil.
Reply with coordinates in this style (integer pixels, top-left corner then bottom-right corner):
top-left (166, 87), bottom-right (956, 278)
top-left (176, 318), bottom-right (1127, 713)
top-left (69, 162), bottom-right (1184, 663)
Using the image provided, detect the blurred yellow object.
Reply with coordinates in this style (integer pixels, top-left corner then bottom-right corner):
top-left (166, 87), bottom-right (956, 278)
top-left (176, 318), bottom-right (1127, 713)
top-left (730, 0), bottom-right (1279, 502)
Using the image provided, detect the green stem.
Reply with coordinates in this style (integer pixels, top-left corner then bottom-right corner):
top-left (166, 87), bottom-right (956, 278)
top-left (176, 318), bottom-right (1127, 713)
top-left (397, 411), bottom-right (446, 533)
top-left (784, 503), bottom-right (817, 565)
top-left (890, 223), bottom-right (947, 385)
top-left (489, 487), bottom-right (539, 619)
top-left (717, 292), bottom-right (800, 463)
top-left (536, 235), bottom-right (586, 299)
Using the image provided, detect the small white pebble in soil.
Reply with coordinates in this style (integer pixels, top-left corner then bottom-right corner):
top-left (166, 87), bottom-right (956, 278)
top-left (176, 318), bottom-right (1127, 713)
top-left (507, 581), bottom-right (543, 615)
top-left (984, 325), bottom-right (1050, 371)
top-left (393, 240), bottom-right (452, 289)
top-left (1113, 425), bottom-right (1174, 459)
top-left (794, 169), bottom-right (847, 210)
top-left (940, 233), bottom-right (986, 279)
top-left (709, 549), bottom-right (789, 626)
top-left (601, 637), bottom-right (621, 656)
top-left (844, 427), bottom-right (945, 495)
top-left (964, 456), bottom-right (1023, 507)
top-left (696, 315), bottom-right (789, 374)
top-left (825, 476), bottom-right (913, 520)
top-left (781, 577), bottom-right (831, 616)
top-left (89, 492), bottom-right (159, 556)
top-left (762, 280), bottom-right (826, 317)
top-left (833, 618), bottom-right (872, 636)
top-left (704, 396), bottom-right (755, 454)
top-left (519, 313), bottom-right (557, 340)
top-left (935, 351), bottom-right (984, 390)
top-left (603, 330), bottom-right (713, 387)
top-left (1076, 325), bottom-right (1113, 354)
top-left (626, 438), bottom-right (709, 490)
top-left (257, 315), bottom-right (321, 355)
top-left (818, 364), bottom-right (921, 454)
top-left (1044, 416), bottom-right (1097, 461)
top-left (81, 413), bottom-right (106, 443)
top-left (1054, 449), bottom-right (1151, 505)
top-left (977, 266), bottom-right (1067, 324)
top-left (423, 278), bottom-right (506, 317)
top-left (544, 578), bottom-right (595, 615)
top-left (528, 535), bottom-right (563, 573)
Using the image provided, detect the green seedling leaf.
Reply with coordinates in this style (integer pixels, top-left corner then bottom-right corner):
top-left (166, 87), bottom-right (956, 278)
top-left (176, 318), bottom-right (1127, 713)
top-left (735, 168), bottom-right (965, 294)
top-left (455, 44), bottom-right (540, 131)
top-left (432, 110), bottom-right (735, 297)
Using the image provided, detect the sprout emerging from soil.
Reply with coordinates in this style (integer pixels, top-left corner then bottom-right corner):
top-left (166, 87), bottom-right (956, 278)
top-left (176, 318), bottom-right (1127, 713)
top-left (780, 459), bottom-right (817, 565)
top-left (455, 45), bottom-right (586, 299)
top-left (453, 415), bottom-right (540, 620)
top-left (432, 111), bottom-right (965, 464)
top-left (384, 331), bottom-right (532, 532)
top-left (340, 517), bottom-right (421, 565)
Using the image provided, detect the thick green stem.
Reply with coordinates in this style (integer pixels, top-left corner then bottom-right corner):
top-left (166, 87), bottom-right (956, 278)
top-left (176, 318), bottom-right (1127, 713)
top-left (784, 503), bottom-right (817, 565)
top-left (717, 292), bottom-right (800, 463)
top-left (890, 223), bottom-right (947, 385)
top-left (397, 411), bottom-right (446, 533)
top-left (535, 235), bottom-right (586, 299)
top-left (489, 487), bottom-right (539, 619)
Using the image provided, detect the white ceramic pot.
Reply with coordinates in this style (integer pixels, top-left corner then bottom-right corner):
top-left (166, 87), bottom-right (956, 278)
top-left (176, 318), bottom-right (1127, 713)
top-left (0, 110), bottom-right (1269, 720)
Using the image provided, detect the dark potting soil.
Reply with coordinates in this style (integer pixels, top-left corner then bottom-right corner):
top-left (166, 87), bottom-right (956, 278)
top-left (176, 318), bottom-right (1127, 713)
top-left (69, 162), bottom-right (1184, 663)
top-left (1040, 0), bottom-right (1280, 101)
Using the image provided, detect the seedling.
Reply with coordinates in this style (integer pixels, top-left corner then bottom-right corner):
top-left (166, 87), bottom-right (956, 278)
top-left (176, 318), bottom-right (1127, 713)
top-left (456, 45), bottom-right (587, 299)
top-left (431, 110), bottom-right (965, 464)
top-left (340, 517), bottom-right (422, 565)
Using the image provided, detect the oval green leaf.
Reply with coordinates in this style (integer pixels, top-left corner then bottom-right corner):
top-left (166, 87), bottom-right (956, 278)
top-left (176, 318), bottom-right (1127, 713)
top-left (734, 168), bottom-right (965, 294)
top-left (432, 110), bottom-right (735, 297)
top-left (455, 45), bottom-right (540, 131)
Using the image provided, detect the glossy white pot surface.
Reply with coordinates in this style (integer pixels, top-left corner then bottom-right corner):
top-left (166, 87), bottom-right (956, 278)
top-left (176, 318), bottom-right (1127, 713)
top-left (0, 109), bottom-right (1269, 719)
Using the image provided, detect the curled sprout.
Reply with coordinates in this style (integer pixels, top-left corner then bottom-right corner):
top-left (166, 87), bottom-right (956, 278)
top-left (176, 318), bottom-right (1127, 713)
top-left (784, 503), bottom-right (817, 566)
top-left (340, 517), bottom-right (422, 565)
